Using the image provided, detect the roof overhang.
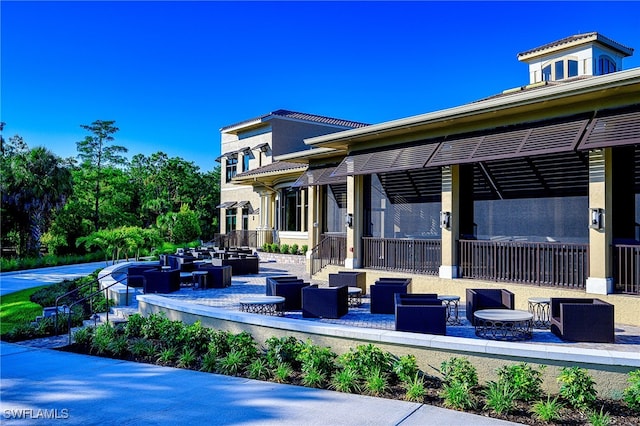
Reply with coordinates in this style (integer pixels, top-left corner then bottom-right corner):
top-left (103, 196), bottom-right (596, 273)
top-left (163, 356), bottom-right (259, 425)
top-left (275, 147), bottom-right (345, 163)
top-left (303, 68), bottom-right (640, 151)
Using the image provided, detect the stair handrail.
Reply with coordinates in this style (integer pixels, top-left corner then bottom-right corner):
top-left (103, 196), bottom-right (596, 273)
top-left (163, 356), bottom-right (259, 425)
top-left (64, 274), bottom-right (131, 345)
top-left (309, 235), bottom-right (347, 276)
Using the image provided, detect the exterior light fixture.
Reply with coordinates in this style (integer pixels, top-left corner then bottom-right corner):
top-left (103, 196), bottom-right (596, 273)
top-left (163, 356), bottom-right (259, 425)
top-left (440, 211), bottom-right (451, 229)
top-left (345, 213), bottom-right (353, 228)
top-left (589, 208), bottom-right (604, 230)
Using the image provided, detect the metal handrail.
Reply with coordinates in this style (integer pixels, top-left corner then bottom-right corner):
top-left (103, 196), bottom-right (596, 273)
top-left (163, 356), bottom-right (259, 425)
top-left (310, 234), bottom-right (346, 276)
top-left (64, 274), bottom-right (131, 345)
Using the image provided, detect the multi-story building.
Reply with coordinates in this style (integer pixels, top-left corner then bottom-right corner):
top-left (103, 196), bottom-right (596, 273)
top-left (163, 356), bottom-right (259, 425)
top-left (227, 33), bottom-right (640, 308)
top-left (217, 110), bottom-right (368, 248)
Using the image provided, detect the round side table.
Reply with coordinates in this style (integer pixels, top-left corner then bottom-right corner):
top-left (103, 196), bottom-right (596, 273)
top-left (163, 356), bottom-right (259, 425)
top-left (437, 295), bottom-right (461, 325)
top-left (527, 297), bottom-right (551, 328)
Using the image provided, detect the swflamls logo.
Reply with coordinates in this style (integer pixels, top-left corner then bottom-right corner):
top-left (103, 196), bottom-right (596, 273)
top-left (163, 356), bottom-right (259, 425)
top-left (3, 408), bottom-right (70, 419)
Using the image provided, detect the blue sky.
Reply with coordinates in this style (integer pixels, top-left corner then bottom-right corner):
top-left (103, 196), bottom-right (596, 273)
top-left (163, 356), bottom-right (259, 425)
top-left (2, 1), bottom-right (640, 172)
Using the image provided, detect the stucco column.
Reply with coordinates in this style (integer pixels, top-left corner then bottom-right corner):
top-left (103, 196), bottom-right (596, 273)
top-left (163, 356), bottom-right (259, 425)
top-left (439, 165), bottom-right (461, 278)
top-left (345, 174), bottom-right (363, 269)
top-left (306, 185), bottom-right (318, 274)
top-left (586, 149), bottom-right (614, 294)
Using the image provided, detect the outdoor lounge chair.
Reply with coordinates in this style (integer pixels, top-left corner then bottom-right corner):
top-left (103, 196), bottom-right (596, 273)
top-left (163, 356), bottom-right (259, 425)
top-left (370, 278), bottom-right (412, 314)
top-left (302, 284), bottom-right (348, 319)
top-left (465, 288), bottom-right (515, 325)
top-left (395, 293), bottom-right (446, 335)
top-left (211, 255), bottom-right (259, 275)
top-left (266, 276), bottom-right (308, 311)
top-left (328, 271), bottom-right (367, 295)
top-left (142, 268), bottom-right (181, 294)
top-left (127, 263), bottom-right (160, 287)
top-left (197, 264), bottom-right (232, 288)
top-left (550, 297), bottom-right (615, 343)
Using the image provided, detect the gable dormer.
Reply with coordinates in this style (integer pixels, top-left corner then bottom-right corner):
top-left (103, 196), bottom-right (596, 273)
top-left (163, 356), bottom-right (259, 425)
top-left (517, 32), bottom-right (634, 84)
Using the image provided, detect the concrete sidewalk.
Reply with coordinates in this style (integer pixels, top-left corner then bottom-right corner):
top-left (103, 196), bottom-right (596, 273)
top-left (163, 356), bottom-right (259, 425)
top-left (0, 262), bottom-right (108, 296)
top-left (0, 342), bottom-right (521, 426)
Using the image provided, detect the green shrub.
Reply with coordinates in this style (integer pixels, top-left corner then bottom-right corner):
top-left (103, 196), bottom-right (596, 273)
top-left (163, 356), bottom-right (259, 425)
top-left (497, 363), bottom-right (544, 402)
top-left (217, 350), bottom-right (245, 376)
top-left (261, 243), bottom-right (270, 252)
top-left (247, 358), bottom-right (271, 380)
top-left (265, 336), bottom-right (302, 368)
top-left (279, 244), bottom-right (289, 254)
top-left (91, 323), bottom-right (116, 355)
top-left (589, 406), bottom-right (612, 426)
top-left (624, 369), bottom-right (640, 411)
top-left (392, 354), bottom-right (419, 383)
top-left (337, 343), bottom-right (392, 378)
top-left (301, 367), bottom-right (326, 388)
top-left (483, 381), bottom-right (516, 415)
top-left (296, 340), bottom-right (337, 378)
top-left (365, 367), bottom-right (389, 396)
top-left (558, 366), bottom-right (597, 409)
top-left (531, 395), bottom-right (564, 423)
top-left (129, 338), bottom-right (156, 359)
top-left (404, 373), bottom-right (427, 402)
top-left (290, 244), bottom-right (299, 255)
top-left (270, 243), bottom-right (279, 253)
top-left (274, 363), bottom-right (293, 384)
top-left (73, 327), bottom-right (94, 347)
top-left (157, 347), bottom-right (178, 366)
top-left (177, 347), bottom-right (197, 369)
top-left (441, 381), bottom-right (476, 410)
top-left (331, 367), bottom-right (361, 393)
top-left (301, 245), bottom-right (308, 254)
top-left (441, 357), bottom-right (478, 389)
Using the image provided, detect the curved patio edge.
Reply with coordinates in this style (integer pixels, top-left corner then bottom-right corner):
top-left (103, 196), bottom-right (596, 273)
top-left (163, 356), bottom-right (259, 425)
top-left (136, 293), bottom-right (639, 369)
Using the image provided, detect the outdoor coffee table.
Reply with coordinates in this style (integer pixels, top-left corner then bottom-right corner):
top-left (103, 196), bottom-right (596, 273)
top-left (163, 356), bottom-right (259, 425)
top-left (239, 296), bottom-right (285, 316)
top-left (528, 297), bottom-right (551, 328)
top-left (474, 309), bottom-right (533, 341)
top-left (438, 295), bottom-right (461, 325)
top-left (192, 270), bottom-right (208, 289)
top-left (347, 287), bottom-right (362, 307)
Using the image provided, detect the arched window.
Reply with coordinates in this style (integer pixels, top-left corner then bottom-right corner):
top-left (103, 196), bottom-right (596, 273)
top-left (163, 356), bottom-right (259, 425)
top-left (599, 56), bottom-right (616, 75)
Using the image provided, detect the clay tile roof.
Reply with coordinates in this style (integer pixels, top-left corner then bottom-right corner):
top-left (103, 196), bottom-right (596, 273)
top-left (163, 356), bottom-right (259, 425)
top-left (517, 32), bottom-right (634, 59)
top-left (221, 109), bottom-right (369, 132)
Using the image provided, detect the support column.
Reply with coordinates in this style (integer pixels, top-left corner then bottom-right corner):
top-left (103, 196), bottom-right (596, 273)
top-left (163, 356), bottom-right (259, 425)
top-left (440, 165), bottom-right (461, 278)
top-left (586, 148), bottom-right (614, 294)
top-left (345, 175), bottom-right (363, 269)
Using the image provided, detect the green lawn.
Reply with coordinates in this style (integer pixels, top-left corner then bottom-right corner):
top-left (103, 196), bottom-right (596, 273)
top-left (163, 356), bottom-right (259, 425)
top-left (0, 286), bottom-right (47, 335)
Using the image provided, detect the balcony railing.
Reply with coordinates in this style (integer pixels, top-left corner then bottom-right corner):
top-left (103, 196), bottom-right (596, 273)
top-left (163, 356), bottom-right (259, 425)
top-left (214, 231), bottom-right (258, 249)
top-left (310, 233), bottom-right (346, 276)
top-left (459, 239), bottom-right (588, 288)
top-left (362, 237), bottom-right (441, 275)
top-left (614, 244), bottom-right (640, 295)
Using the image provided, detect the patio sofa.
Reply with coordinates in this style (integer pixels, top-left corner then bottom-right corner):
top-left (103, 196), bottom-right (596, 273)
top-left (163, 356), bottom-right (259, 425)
top-left (167, 255), bottom-right (198, 272)
top-left (465, 288), bottom-right (515, 325)
top-left (395, 293), bottom-right (446, 335)
top-left (550, 297), bottom-right (615, 343)
top-left (266, 276), bottom-right (308, 311)
top-left (127, 263), bottom-right (160, 288)
top-left (196, 264), bottom-right (233, 288)
top-left (302, 284), bottom-right (349, 319)
top-left (142, 268), bottom-right (181, 294)
top-left (328, 271), bottom-right (367, 295)
top-left (370, 278), bottom-right (412, 314)
top-left (211, 255), bottom-right (259, 275)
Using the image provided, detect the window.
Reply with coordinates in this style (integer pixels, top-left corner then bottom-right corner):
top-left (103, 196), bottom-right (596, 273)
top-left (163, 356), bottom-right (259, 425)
top-left (542, 65), bottom-right (552, 82)
top-left (555, 61), bottom-right (564, 80)
top-left (568, 60), bottom-right (578, 78)
top-left (279, 187), bottom-right (307, 231)
top-left (242, 153), bottom-right (250, 172)
top-left (599, 56), bottom-right (616, 75)
top-left (225, 156), bottom-right (237, 182)
top-left (242, 207), bottom-right (249, 230)
top-left (225, 208), bottom-right (237, 232)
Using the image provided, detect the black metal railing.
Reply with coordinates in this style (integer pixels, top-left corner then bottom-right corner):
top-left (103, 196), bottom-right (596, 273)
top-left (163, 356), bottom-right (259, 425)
top-left (310, 233), bottom-right (347, 276)
top-left (614, 244), bottom-right (640, 295)
top-left (362, 237), bottom-right (441, 275)
top-left (459, 239), bottom-right (588, 288)
top-left (214, 230), bottom-right (258, 249)
top-left (54, 272), bottom-right (131, 336)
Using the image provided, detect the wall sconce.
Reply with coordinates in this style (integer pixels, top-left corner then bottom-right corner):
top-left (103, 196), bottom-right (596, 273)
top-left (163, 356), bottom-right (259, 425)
top-left (589, 208), bottom-right (604, 230)
top-left (345, 213), bottom-right (353, 228)
top-left (440, 211), bottom-right (451, 229)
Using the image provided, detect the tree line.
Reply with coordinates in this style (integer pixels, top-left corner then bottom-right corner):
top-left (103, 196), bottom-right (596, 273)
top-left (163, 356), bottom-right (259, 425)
top-left (1, 120), bottom-right (221, 258)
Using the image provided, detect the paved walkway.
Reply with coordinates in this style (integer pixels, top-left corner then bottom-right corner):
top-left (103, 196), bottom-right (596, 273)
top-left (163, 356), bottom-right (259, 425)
top-left (0, 262), bottom-right (522, 425)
